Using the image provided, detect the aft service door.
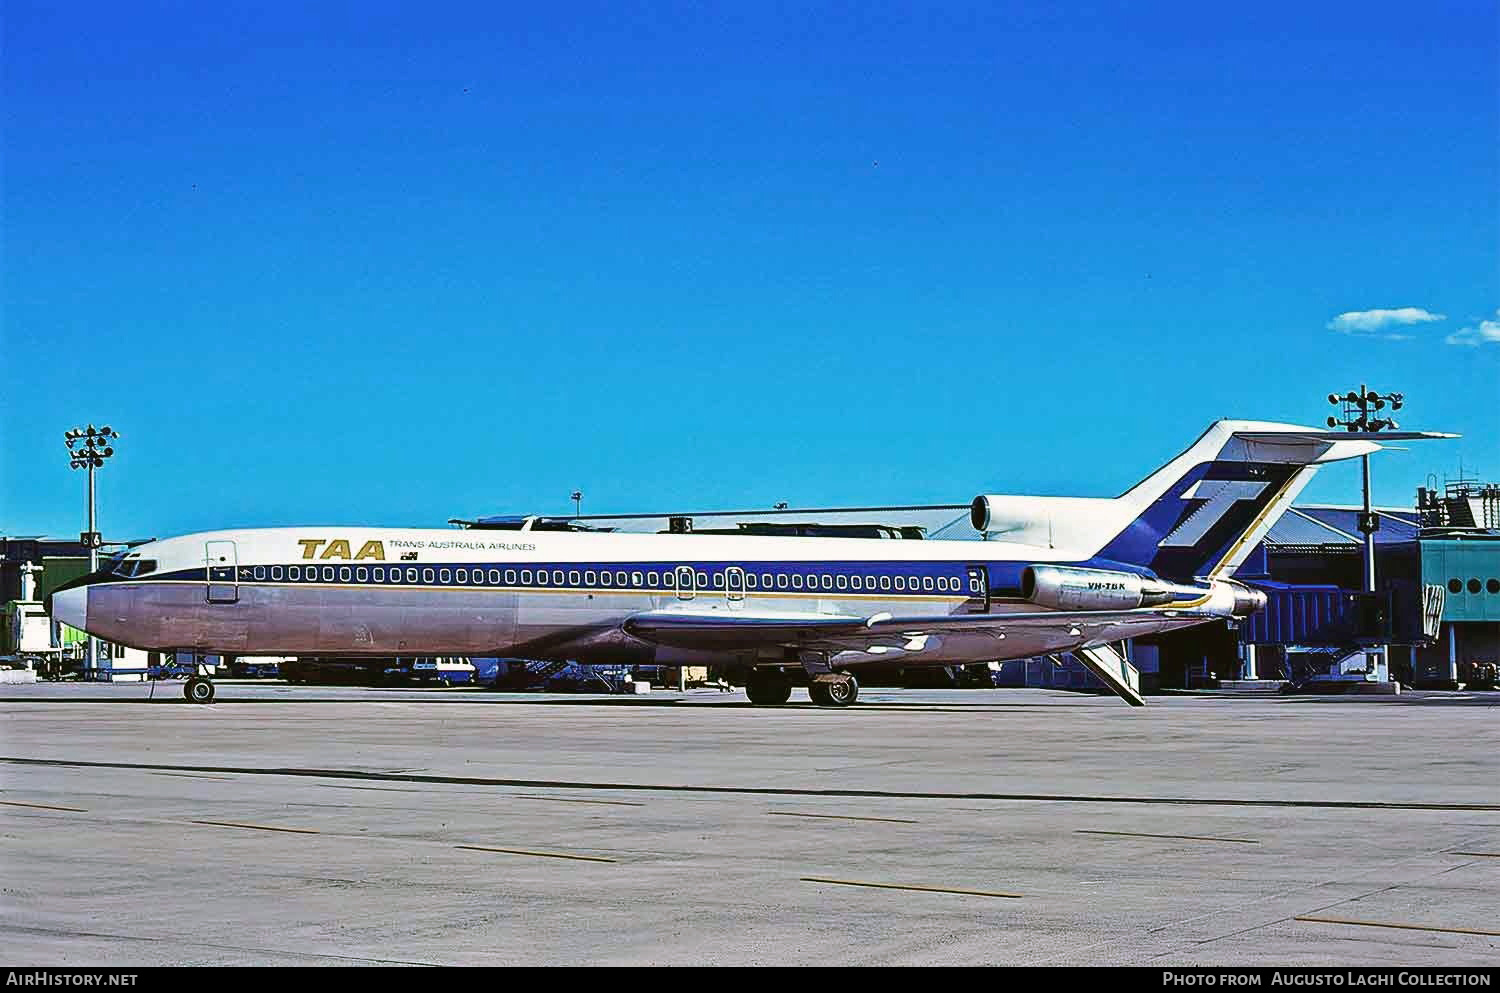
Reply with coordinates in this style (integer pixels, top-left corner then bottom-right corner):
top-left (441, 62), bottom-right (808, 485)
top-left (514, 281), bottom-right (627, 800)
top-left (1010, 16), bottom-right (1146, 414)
top-left (965, 564), bottom-right (989, 613)
top-left (206, 540), bottom-right (239, 604)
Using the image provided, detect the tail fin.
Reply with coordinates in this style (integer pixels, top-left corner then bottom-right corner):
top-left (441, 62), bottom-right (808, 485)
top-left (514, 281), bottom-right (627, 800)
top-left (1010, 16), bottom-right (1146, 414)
top-left (1094, 421), bottom-right (1441, 579)
top-left (971, 420), bottom-right (1454, 581)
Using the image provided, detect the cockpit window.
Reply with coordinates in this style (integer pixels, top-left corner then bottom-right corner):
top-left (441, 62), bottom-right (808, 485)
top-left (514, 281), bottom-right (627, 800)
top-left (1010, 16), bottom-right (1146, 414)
top-left (111, 558), bottom-right (158, 578)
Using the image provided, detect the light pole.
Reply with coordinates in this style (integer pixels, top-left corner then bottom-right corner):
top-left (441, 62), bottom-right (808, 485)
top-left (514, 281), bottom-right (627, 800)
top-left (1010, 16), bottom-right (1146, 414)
top-left (65, 424), bottom-right (119, 678)
top-left (1326, 387), bottom-right (1403, 682)
top-left (571, 490), bottom-right (583, 519)
top-left (1326, 386), bottom-right (1403, 593)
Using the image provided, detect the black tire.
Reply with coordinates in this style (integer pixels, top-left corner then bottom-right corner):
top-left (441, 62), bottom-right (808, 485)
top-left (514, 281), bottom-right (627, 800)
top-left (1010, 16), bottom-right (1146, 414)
top-left (185, 678), bottom-right (215, 704)
top-left (811, 675), bottom-right (858, 707)
top-left (745, 673), bottom-right (793, 705)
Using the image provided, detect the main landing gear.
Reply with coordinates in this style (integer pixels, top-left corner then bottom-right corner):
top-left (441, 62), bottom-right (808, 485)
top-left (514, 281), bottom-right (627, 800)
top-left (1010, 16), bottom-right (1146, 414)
top-left (742, 668), bottom-right (859, 707)
top-left (808, 673), bottom-right (859, 707)
top-left (744, 670), bottom-right (793, 705)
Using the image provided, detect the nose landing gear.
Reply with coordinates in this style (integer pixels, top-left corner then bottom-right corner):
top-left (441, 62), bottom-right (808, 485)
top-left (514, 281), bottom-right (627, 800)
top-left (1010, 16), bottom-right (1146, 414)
top-left (184, 677), bottom-right (215, 704)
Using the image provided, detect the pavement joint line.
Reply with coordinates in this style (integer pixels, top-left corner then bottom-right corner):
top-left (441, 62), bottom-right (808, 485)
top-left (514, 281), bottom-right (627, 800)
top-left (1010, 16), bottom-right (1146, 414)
top-left (1076, 829), bottom-right (1260, 844)
top-left (1293, 915), bottom-right (1500, 938)
top-left (0, 800), bottom-right (88, 812)
top-left (5, 756), bottom-right (1495, 812)
top-left (189, 819), bottom-right (321, 835)
top-left (769, 811), bottom-right (920, 824)
top-left (1447, 851), bottom-right (1500, 858)
top-left (801, 876), bottom-right (1022, 899)
top-left (454, 844), bottom-right (616, 863)
top-left (509, 794), bottom-right (647, 807)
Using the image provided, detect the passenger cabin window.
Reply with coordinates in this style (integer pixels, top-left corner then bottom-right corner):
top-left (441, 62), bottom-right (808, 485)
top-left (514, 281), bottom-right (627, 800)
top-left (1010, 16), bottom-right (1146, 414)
top-left (272, 566), bottom-right (283, 581)
top-left (586, 570), bottom-right (597, 585)
top-left (340, 566), bottom-right (352, 582)
top-left (456, 568), bottom-right (468, 583)
top-left (569, 570), bottom-right (581, 586)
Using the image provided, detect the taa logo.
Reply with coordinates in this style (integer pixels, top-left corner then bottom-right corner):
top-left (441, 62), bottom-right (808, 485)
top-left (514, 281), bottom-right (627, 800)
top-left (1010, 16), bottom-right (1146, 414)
top-left (297, 539), bottom-right (386, 561)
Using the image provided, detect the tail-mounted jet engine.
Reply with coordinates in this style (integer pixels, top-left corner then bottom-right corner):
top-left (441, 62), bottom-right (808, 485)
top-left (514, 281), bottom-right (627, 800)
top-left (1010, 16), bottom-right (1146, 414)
top-left (1020, 565), bottom-right (1265, 617)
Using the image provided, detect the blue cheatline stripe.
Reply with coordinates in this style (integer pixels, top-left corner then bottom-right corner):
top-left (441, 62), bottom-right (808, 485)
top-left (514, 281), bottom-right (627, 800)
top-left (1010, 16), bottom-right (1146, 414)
top-left (144, 558), bottom-right (1028, 596)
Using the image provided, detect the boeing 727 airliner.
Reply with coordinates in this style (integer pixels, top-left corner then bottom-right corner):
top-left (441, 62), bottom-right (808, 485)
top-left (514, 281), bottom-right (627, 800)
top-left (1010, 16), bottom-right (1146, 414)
top-left (49, 420), bottom-right (1452, 705)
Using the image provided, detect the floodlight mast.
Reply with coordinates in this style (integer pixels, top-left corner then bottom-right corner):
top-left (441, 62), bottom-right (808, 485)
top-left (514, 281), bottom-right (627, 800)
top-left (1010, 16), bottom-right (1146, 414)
top-left (1325, 385), bottom-right (1403, 595)
top-left (64, 424), bottom-right (119, 676)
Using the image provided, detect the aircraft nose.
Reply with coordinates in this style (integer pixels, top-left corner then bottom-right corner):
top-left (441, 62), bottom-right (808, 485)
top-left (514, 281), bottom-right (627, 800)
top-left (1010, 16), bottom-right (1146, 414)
top-left (51, 586), bottom-right (88, 634)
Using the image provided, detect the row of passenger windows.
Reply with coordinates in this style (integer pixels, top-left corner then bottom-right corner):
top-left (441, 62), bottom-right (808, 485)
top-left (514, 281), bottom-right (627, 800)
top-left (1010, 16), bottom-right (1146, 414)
top-left (241, 564), bottom-right (977, 594)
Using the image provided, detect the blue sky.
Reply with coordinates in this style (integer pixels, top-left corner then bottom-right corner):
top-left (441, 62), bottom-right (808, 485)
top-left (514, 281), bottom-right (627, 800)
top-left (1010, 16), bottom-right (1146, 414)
top-left (3, 1), bottom-right (1496, 539)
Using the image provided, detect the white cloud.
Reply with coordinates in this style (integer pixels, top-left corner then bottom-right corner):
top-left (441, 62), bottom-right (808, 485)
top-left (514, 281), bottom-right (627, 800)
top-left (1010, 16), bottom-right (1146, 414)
top-left (1327, 307), bottom-right (1446, 334)
top-left (1445, 309), bottom-right (1500, 347)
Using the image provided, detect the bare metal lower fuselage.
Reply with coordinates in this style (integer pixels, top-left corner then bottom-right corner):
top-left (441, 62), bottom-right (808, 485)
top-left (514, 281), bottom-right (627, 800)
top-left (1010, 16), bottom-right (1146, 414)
top-left (72, 577), bottom-right (1210, 672)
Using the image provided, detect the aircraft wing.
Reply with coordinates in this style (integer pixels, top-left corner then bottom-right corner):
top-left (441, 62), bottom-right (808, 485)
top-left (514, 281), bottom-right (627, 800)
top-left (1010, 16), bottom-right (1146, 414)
top-left (623, 606), bottom-right (1192, 706)
top-left (623, 605), bottom-right (1213, 652)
